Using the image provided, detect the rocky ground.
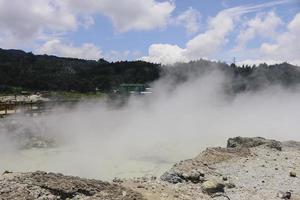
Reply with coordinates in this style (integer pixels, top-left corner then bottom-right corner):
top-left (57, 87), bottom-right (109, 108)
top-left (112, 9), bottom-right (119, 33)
top-left (1, 137), bottom-right (299, 200)
top-left (0, 171), bottom-right (144, 200)
top-left (121, 137), bottom-right (300, 200)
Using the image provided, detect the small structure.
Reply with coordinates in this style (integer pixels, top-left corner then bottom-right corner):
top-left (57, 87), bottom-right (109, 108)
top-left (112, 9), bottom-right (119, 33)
top-left (119, 84), bottom-right (146, 95)
top-left (118, 84), bottom-right (150, 95)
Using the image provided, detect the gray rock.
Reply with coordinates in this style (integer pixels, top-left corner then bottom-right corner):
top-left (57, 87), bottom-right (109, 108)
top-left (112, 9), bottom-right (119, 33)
top-left (282, 141), bottom-right (300, 150)
top-left (282, 192), bottom-right (292, 199)
top-left (160, 171), bottom-right (183, 184)
top-left (290, 171), bottom-right (297, 177)
top-left (227, 137), bottom-right (282, 151)
top-left (224, 182), bottom-right (236, 189)
top-left (183, 170), bottom-right (203, 183)
top-left (201, 180), bottom-right (225, 194)
top-left (278, 191), bottom-right (292, 199)
top-left (161, 169), bottom-right (205, 184)
top-left (0, 171), bottom-right (145, 200)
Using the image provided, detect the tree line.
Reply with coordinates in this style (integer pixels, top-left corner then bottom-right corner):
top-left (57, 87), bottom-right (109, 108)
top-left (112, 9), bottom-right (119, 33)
top-left (0, 48), bottom-right (299, 94)
top-left (0, 49), bottom-right (161, 93)
top-left (162, 59), bottom-right (300, 93)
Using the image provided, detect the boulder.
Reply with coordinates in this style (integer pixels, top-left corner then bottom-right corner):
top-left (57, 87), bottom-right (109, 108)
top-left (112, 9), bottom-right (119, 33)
top-left (227, 137), bottom-right (282, 151)
top-left (160, 171), bottom-right (183, 184)
top-left (161, 169), bottom-right (205, 184)
top-left (182, 169), bottom-right (204, 183)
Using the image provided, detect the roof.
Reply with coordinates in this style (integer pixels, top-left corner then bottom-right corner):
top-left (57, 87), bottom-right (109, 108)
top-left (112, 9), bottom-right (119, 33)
top-left (120, 84), bottom-right (146, 87)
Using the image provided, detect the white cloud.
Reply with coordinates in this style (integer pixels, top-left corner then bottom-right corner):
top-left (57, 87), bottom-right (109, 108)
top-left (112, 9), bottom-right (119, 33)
top-left (36, 39), bottom-right (102, 60)
top-left (0, 0), bottom-right (175, 61)
top-left (172, 7), bottom-right (201, 34)
top-left (0, 0), bottom-right (175, 49)
top-left (1, 0), bottom-right (296, 64)
top-left (142, 44), bottom-right (187, 64)
top-left (184, 7), bottom-right (237, 60)
top-left (236, 11), bottom-right (283, 49)
top-left (259, 12), bottom-right (300, 64)
top-left (142, 1), bottom-right (294, 65)
top-left (142, 6), bottom-right (249, 64)
top-left (37, 39), bottom-right (144, 61)
top-left (67, 0), bottom-right (175, 32)
top-left (104, 50), bottom-right (143, 61)
top-left (234, 12), bottom-right (300, 66)
top-left (0, 0), bottom-right (77, 43)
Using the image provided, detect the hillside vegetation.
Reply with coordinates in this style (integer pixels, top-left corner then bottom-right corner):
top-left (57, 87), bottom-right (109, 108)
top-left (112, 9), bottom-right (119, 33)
top-left (0, 48), bottom-right (160, 93)
top-left (0, 48), bottom-right (300, 93)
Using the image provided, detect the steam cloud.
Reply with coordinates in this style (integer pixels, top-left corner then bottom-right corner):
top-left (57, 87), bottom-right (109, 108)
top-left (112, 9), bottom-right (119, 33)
top-left (1, 65), bottom-right (300, 180)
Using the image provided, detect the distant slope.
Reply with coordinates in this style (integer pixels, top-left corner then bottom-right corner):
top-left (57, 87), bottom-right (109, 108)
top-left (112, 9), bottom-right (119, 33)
top-left (162, 60), bottom-right (300, 93)
top-left (0, 48), bottom-right (161, 92)
top-left (0, 48), bottom-right (300, 93)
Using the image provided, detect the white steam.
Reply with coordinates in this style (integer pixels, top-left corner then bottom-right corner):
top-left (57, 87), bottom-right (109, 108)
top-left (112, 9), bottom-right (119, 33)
top-left (0, 67), bottom-right (300, 180)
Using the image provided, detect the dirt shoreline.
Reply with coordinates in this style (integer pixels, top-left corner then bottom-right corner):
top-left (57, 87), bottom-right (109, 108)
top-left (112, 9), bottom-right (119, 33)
top-left (1, 137), bottom-right (299, 200)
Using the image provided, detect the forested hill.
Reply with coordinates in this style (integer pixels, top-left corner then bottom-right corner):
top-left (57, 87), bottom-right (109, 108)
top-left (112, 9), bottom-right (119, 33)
top-left (0, 48), bottom-right (161, 92)
top-left (163, 60), bottom-right (300, 93)
top-left (0, 48), bottom-right (300, 93)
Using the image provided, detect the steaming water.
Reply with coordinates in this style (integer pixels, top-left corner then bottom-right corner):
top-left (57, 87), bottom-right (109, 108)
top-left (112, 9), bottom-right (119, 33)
top-left (1, 145), bottom-right (175, 180)
top-left (1, 70), bottom-right (300, 180)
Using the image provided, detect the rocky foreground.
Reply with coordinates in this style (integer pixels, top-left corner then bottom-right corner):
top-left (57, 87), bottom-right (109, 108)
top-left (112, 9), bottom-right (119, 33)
top-left (1, 137), bottom-right (299, 200)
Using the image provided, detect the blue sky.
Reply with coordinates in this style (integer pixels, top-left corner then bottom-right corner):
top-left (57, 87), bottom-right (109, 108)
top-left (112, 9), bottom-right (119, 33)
top-left (0, 0), bottom-right (299, 65)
